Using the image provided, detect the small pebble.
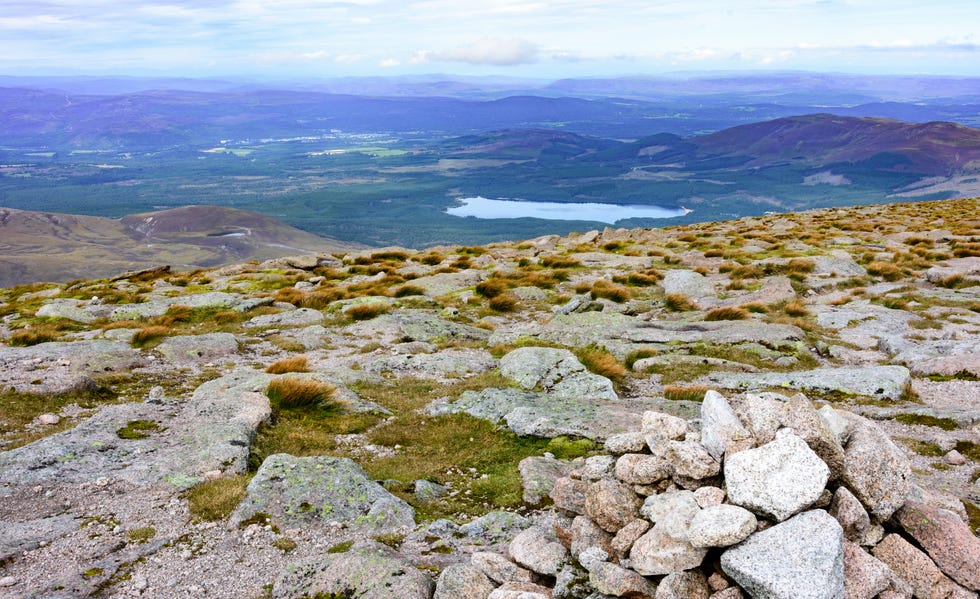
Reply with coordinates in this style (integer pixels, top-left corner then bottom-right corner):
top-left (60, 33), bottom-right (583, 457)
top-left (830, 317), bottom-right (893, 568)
top-left (38, 413), bottom-right (60, 425)
top-left (0, 576), bottom-right (16, 587)
top-left (944, 450), bottom-right (966, 466)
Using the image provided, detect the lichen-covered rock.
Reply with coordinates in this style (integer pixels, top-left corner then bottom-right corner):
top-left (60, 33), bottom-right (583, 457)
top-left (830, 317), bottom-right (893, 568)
top-left (509, 525), bottom-right (569, 576)
top-left (245, 307), bottom-right (325, 327)
top-left (434, 563), bottom-right (496, 599)
top-left (894, 501), bottom-right (980, 591)
top-left (707, 366), bottom-right (912, 401)
top-left (605, 431), bottom-right (649, 455)
top-left (615, 453), bottom-right (670, 485)
top-left (779, 394), bottom-right (846, 480)
top-left (641, 411), bottom-right (689, 441)
top-left (829, 487), bottom-right (870, 543)
top-left (570, 515), bottom-right (615, 560)
top-left (586, 479), bottom-right (641, 533)
top-left (610, 519), bottom-right (650, 558)
top-left (871, 534), bottom-right (971, 599)
top-left (519, 456), bottom-right (574, 506)
top-left (155, 332), bottom-right (239, 363)
top-left (500, 347), bottom-right (617, 400)
top-left (687, 505), bottom-right (757, 548)
top-left (843, 541), bottom-right (892, 599)
top-left (582, 455), bottom-right (617, 481)
top-left (731, 392), bottom-right (783, 446)
top-left (0, 515), bottom-right (81, 563)
top-left (700, 390), bottom-right (752, 462)
top-left (720, 510), bottom-right (845, 599)
top-left (232, 455), bottom-right (415, 534)
top-left (488, 581), bottom-right (553, 599)
top-left (272, 547), bottom-right (434, 599)
top-left (667, 440), bottom-right (721, 480)
top-left (656, 571), bottom-right (710, 599)
top-left (631, 490), bottom-right (706, 576)
top-left (471, 551), bottom-right (535, 585)
top-left (724, 430), bottom-right (830, 521)
top-left (662, 269), bottom-right (715, 299)
top-left (839, 413), bottom-right (911, 521)
top-left (588, 561), bottom-right (657, 598)
top-left (549, 477), bottom-right (587, 515)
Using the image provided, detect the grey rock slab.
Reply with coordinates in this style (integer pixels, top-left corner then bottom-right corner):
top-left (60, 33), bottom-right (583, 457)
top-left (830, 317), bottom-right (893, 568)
top-left (508, 525), bottom-right (569, 576)
top-left (232, 454), bottom-right (415, 534)
top-left (688, 505), bottom-right (758, 548)
top-left (455, 511), bottom-right (532, 546)
top-left (364, 348), bottom-right (497, 378)
top-left (272, 548), bottom-right (434, 599)
top-left (839, 413), bottom-right (911, 521)
top-left (706, 365), bottom-right (911, 401)
top-left (434, 563), bottom-right (496, 599)
top-left (519, 456), bottom-right (574, 506)
top-left (381, 310), bottom-right (492, 343)
top-left (500, 347), bottom-right (617, 400)
top-left (623, 320), bottom-right (805, 347)
top-left (700, 390), bottom-right (752, 462)
top-left (155, 332), bottom-right (239, 363)
top-left (435, 388), bottom-right (647, 441)
top-left (724, 431), bottom-right (830, 522)
top-left (779, 394), bottom-right (846, 480)
top-left (409, 269), bottom-right (487, 296)
top-left (633, 354), bottom-right (760, 374)
top-left (0, 378), bottom-right (270, 488)
top-left (36, 298), bottom-right (110, 323)
top-left (107, 291), bottom-right (246, 321)
top-left (667, 440), bottom-right (721, 480)
top-left (0, 514), bottom-right (81, 562)
top-left (721, 510), bottom-right (845, 599)
top-left (244, 307), bottom-right (324, 327)
top-left (471, 551), bottom-right (535, 584)
top-left (662, 269), bottom-right (716, 299)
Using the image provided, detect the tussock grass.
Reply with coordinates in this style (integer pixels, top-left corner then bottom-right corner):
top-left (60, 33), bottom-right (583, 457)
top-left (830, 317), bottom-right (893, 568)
top-left (782, 299), bottom-right (811, 317)
top-left (131, 325), bottom-right (170, 348)
top-left (625, 348), bottom-right (658, 370)
top-left (665, 293), bottom-right (698, 312)
top-left (590, 280), bottom-right (631, 303)
top-left (265, 378), bottom-right (338, 411)
top-left (392, 284), bottom-right (426, 297)
top-left (705, 306), bottom-right (750, 321)
top-left (475, 278), bottom-right (507, 298)
top-left (540, 255), bottom-right (582, 269)
top-left (346, 302), bottom-right (390, 321)
top-left (867, 261), bottom-right (904, 281)
top-left (266, 356), bottom-right (311, 374)
top-left (9, 325), bottom-right (61, 346)
top-left (186, 474), bottom-right (252, 522)
top-left (664, 384), bottom-right (712, 402)
top-left (488, 294), bottom-right (519, 312)
top-left (575, 345), bottom-right (627, 381)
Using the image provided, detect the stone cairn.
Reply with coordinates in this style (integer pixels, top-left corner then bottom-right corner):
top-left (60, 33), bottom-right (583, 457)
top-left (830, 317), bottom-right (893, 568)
top-left (434, 390), bottom-right (980, 599)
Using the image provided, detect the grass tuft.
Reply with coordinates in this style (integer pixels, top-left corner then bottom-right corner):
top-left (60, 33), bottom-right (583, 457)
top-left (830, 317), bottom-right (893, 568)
top-left (665, 293), bottom-right (698, 312)
top-left (131, 325), bottom-right (170, 348)
top-left (705, 306), bottom-right (750, 321)
top-left (590, 280), bottom-right (631, 303)
top-left (266, 356), bottom-right (311, 374)
top-left (186, 474), bottom-right (252, 522)
top-left (575, 345), bottom-right (627, 381)
top-left (346, 302), bottom-right (390, 321)
top-left (663, 385), bottom-right (711, 402)
top-left (265, 378), bottom-right (338, 411)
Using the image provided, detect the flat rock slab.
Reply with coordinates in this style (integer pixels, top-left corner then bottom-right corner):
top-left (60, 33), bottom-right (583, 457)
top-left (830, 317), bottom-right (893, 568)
top-left (363, 349), bottom-right (496, 378)
top-left (360, 310), bottom-right (492, 344)
top-left (408, 269), bottom-right (487, 296)
top-left (0, 514), bottom-right (81, 562)
top-left (500, 347), bottom-right (617, 400)
top-left (244, 307), bottom-right (324, 328)
top-left (0, 374), bottom-right (271, 488)
top-left (155, 332), bottom-right (239, 363)
top-left (108, 291), bottom-right (248, 321)
top-left (624, 320), bottom-right (805, 347)
top-left (232, 455), bottom-right (415, 534)
top-left (273, 548), bottom-right (434, 599)
top-left (721, 510), bottom-right (845, 599)
top-left (706, 365), bottom-right (911, 400)
top-left (432, 387), bottom-right (648, 441)
top-left (662, 269), bottom-right (716, 299)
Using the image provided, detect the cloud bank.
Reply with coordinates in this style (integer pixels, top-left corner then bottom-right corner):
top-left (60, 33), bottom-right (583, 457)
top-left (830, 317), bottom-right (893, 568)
top-left (432, 37), bottom-right (539, 66)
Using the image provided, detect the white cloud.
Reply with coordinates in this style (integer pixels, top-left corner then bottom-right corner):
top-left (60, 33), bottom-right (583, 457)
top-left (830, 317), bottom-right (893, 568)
top-left (434, 37), bottom-right (539, 65)
top-left (379, 58), bottom-right (401, 67)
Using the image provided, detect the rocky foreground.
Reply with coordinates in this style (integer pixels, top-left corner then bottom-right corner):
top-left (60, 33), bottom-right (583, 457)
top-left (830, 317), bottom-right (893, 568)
top-left (0, 198), bottom-right (977, 598)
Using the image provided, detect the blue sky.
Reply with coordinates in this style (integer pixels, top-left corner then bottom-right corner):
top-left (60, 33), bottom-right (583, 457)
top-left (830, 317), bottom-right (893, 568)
top-left (2, 0), bottom-right (978, 79)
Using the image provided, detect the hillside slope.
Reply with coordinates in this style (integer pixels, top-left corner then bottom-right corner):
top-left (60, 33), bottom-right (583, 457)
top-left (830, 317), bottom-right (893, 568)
top-left (0, 205), bottom-right (357, 286)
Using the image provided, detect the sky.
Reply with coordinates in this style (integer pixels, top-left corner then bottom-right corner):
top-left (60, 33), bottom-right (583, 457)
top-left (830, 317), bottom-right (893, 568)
top-left (2, 0), bottom-right (979, 79)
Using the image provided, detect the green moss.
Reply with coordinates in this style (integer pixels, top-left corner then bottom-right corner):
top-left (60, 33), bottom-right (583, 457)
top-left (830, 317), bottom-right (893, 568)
top-left (83, 568), bottom-right (104, 578)
top-left (126, 526), bottom-right (156, 543)
top-left (963, 501), bottom-right (980, 535)
top-left (545, 436), bottom-right (598, 460)
top-left (372, 533), bottom-right (405, 548)
top-left (327, 540), bottom-right (354, 554)
top-left (271, 537), bottom-right (297, 552)
top-left (954, 441), bottom-right (979, 461)
top-left (185, 474), bottom-right (252, 522)
top-left (897, 437), bottom-right (945, 457)
top-left (116, 419), bottom-right (161, 440)
top-left (894, 413), bottom-right (959, 431)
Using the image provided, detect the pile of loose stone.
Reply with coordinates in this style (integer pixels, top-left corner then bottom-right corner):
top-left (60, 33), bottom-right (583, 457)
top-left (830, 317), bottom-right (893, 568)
top-left (427, 390), bottom-right (979, 599)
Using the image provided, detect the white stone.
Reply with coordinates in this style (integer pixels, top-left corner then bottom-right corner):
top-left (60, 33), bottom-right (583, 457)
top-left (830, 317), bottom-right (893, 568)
top-left (688, 505), bottom-right (758, 548)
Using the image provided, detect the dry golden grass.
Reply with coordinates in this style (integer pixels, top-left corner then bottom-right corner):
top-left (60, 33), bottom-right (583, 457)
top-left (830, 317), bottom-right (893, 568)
top-left (783, 299), bottom-right (811, 317)
top-left (392, 284), bottom-right (426, 297)
top-left (9, 325), bottom-right (61, 346)
top-left (576, 345), bottom-right (628, 381)
top-left (266, 356), bottom-right (311, 374)
top-left (186, 475), bottom-right (252, 522)
top-left (265, 377), bottom-right (338, 411)
top-left (705, 306), bottom-right (750, 321)
top-left (346, 302), bottom-right (390, 321)
top-left (866, 261), bottom-right (904, 281)
top-left (665, 293), bottom-right (698, 312)
top-left (488, 293), bottom-right (519, 312)
top-left (475, 278), bottom-right (508, 298)
top-left (591, 280), bottom-right (631, 303)
top-left (131, 325), bottom-right (170, 347)
top-left (664, 385), bottom-right (712, 402)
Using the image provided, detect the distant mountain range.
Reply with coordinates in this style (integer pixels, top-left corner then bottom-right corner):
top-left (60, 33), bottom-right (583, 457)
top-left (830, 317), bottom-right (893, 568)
top-left (0, 206), bottom-right (356, 286)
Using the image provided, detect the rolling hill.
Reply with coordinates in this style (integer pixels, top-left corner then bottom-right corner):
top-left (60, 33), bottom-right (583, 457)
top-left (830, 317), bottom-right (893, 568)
top-left (0, 205), bottom-right (358, 286)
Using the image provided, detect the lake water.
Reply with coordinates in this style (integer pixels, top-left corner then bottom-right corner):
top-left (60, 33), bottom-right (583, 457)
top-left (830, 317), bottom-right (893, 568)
top-left (446, 196), bottom-right (689, 224)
